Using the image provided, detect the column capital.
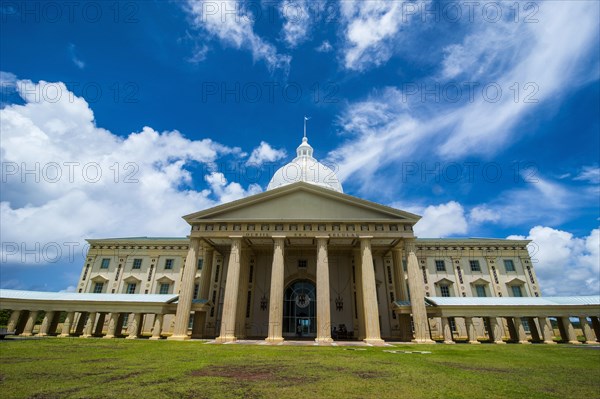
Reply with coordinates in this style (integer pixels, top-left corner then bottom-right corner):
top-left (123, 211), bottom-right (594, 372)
top-left (358, 235), bottom-right (373, 240)
top-left (271, 235), bottom-right (286, 239)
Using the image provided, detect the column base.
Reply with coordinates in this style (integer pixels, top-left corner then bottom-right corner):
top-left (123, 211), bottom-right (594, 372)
top-left (543, 340), bottom-right (556, 344)
top-left (568, 340), bottom-right (581, 345)
top-left (411, 338), bottom-right (435, 344)
top-left (315, 337), bottom-right (333, 344)
top-left (265, 337), bottom-right (284, 344)
top-left (493, 341), bottom-right (507, 344)
top-left (59, 334), bottom-right (71, 338)
top-left (518, 340), bottom-right (531, 344)
top-left (125, 335), bottom-right (138, 340)
top-left (215, 335), bottom-right (237, 343)
top-left (80, 334), bottom-right (92, 339)
top-left (468, 340), bottom-right (481, 345)
top-left (103, 335), bottom-right (115, 339)
top-left (37, 333), bottom-right (47, 337)
top-left (148, 336), bottom-right (162, 340)
top-left (20, 333), bottom-right (33, 337)
top-left (364, 338), bottom-right (386, 346)
top-left (167, 335), bottom-right (190, 341)
top-left (443, 340), bottom-right (455, 344)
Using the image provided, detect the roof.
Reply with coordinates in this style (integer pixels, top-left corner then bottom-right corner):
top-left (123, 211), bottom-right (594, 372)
top-left (0, 289), bottom-right (179, 304)
top-left (425, 296), bottom-right (600, 307)
top-left (87, 237), bottom-right (187, 242)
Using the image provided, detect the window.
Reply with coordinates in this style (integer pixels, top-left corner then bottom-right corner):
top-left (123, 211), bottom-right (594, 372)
top-left (511, 285), bottom-right (523, 297)
top-left (93, 282), bottom-right (104, 293)
top-left (475, 285), bottom-right (487, 297)
top-left (521, 318), bottom-right (531, 333)
top-left (469, 260), bottom-right (481, 272)
top-left (132, 258), bottom-right (142, 269)
top-left (100, 258), bottom-right (110, 269)
top-left (159, 283), bottom-right (170, 295)
top-left (197, 258), bottom-right (203, 270)
top-left (449, 317), bottom-right (457, 332)
top-left (435, 260), bottom-right (446, 272)
top-left (126, 283), bottom-right (136, 294)
top-left (193, 283), bottom-right (200, 299)
top-left (165, 259), bottom-right (174, 270)
top-left (440, 285), bottom-right (451, 297)
top-left (504, 259), bottom-right (516, 272)
top-left (298, 259), bottom-right (307, 268)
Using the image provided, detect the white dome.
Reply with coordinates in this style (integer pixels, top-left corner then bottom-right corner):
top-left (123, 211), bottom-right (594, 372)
top-left (267, 137), bottom-right (343, 193)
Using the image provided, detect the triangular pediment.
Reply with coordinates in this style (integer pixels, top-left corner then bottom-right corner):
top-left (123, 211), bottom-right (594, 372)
top-left (184, 182), bottom-right (421, 223)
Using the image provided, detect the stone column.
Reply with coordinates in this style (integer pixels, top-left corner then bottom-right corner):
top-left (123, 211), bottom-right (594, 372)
top-left (537, 317), bottom-right (556, 344)
top-left (94, 313), bottom-right (106, 336)
top-left (81, 312), bottom-right (97, 338)
top-left (60, 311), bottom-right (75, 337)
top-left (38, 311), bottom-right (55, 337)
top-left (190, 248), bottom-right (214, 339)
top-left (21, 310), bottom-right (39, 336)
top-left (591, 317), bottom-right (600, 343)
top-left (266, 236), bottom-right (285, 344)
top-left (353, 249), bottom-right (366, 341)
top-left (6, 310), bottom-right (21, 332)
top-left (488, 317), bottom-right (505, 344)
top-left (579, 317), bottom-right (596, 344)
top-left (150, 314), bottom-right (164, 340)
top-left (527, 317), bottom-right (541, 342)
top-left (170, 238), bottom-right (201, 340)
top-left (558, 317), bottom-right (580, 344)
top-left (464, 317), bottom-right (480, 344)
top-left (126, 313), bottom-right (142, 339)
top-left (103, 313), bottom-right (120, 339)
top-left (441, 317), bottom-right (455, 344)
top-left (360, 237), bottom-right (384, 345)
top-left (315, 236), bottom-right (333, 344)
top-left (392, 248), bottom-right (408, 301)
top-left (513, 317), bottom-right (530, 344)
top-left (406, 243), bottom-right (434, 344)
top-left (216, 236), bottom-right (243, 343)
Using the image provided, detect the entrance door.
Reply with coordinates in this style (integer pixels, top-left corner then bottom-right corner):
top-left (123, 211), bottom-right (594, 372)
top-left (283, 280), bottom-right (316, 338)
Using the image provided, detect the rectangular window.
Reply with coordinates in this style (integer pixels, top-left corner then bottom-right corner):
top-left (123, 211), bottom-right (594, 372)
top-left (298, 259), bottom-right (307, 268)
top-left (475, 285), bottom-right (487, 297)
top-left (159, 283), bottom-right (170, 295)
top-left (193, 283), bottom-right (200, 299)
top-left (511, 285), bottom-right (523, 297)
top-left (469, 260), bottom-right (481, 272)
top-left (132, 258), bottom-right (142, 269)
top-left (165, 259), bottom-right (174, 270)
top-left (440, 285), bottom-right (451, 297)
top-left (449, 317), bottom-right (457, 332)
top-left (435, 260), bottom-right (446, 272)
top-left (504, 259), bottom-right (516, 272)
top-left (100, 258), bottom-right (110, 269)
top-left (93, 282), bottom-right (104, 293)
top-left (126, 283), bottom-right (136, 294)
top-left (521, 318), bottom-right (530, 333)
top-left (197, 258), bottom-right (203, 270)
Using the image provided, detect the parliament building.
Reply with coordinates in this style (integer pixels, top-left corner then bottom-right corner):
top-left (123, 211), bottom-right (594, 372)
top-left (1, 136), bottom-right (599, 345)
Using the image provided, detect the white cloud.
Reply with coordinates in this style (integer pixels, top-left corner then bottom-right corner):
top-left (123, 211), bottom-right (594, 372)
top-left (246, 141), bottom-right (287, 166)
top-left (508, 226), bottom-right (600, 296)
top-left (68, 43), bottom-right (85, 69)
top-left (279, 0), bottom-right (312, 47)
top-left (315, 40), bottom-right (333, 53)
top-left (59, 285), bottom-right (76, 293)
top-left (184, 0), bottom-right (291, 73)
top-left (469, 206), bottom-right (501, 224)
top-left (410, 201), bottom-right (468, 238)
top-left (330, 2), bottom-right (599, 188)
top-left (0, 78), bottom-right (257, 266)
top-left (0, 71), bottom-right (17, 88)
top-left (339, 1), bottom-right (419, 71)
top-left (205, 172), bottom-right (262, 203)
top-left (574, 165), bottom-right (600, 184)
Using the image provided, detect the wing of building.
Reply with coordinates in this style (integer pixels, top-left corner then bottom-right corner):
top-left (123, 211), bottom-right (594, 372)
top-left (1, 136), bottom-right (599, 344)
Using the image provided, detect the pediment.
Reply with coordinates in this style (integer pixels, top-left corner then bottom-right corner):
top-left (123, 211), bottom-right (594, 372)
top-left (435, 278), bottom-right (455, 285)
top-left (471, 278), bottom-right (491, 285)
top-left (184, 182), bottom-right (421, 223)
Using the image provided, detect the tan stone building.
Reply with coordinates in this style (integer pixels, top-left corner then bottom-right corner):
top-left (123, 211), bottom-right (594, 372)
top-left (1, 137), bottom-right (599, 344)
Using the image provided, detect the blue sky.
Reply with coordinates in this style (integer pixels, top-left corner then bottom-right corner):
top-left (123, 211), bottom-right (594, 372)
top-left (1, 1), bottom-right (598, 295)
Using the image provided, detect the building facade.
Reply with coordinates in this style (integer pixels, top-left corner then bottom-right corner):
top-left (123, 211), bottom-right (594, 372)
top-left (1, 137), bottom-right (599, 344)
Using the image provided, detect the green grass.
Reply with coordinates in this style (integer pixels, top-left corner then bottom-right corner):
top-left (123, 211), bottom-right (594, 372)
top-left (1, 339), bottom-right (599, 399)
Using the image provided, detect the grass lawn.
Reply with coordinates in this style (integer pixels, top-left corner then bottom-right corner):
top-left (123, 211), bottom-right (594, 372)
top-left (0, 339), bottom-right (599, 399)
